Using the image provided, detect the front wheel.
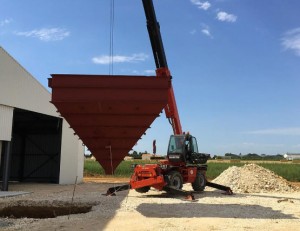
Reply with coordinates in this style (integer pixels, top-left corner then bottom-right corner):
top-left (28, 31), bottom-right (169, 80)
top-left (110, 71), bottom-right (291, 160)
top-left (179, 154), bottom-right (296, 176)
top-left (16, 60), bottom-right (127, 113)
top-left (166, 170), bottom-right (183, 190)
top-left (192, 171), bottom-right (206, 191)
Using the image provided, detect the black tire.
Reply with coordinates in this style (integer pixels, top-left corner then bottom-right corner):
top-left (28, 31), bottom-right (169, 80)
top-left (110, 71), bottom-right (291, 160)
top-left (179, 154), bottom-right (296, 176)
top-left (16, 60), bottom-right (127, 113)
top-left (135, 186), bottom-right (150, 193)
top-left (192, 171), bottom-right (206, 191)
top-left (166, 171), bottom-right (183, 190)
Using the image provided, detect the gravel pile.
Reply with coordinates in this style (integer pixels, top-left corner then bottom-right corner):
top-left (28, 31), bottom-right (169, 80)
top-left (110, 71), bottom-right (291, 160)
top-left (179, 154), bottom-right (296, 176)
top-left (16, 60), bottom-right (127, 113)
top-left (212, 164), bottom-right (299, 193)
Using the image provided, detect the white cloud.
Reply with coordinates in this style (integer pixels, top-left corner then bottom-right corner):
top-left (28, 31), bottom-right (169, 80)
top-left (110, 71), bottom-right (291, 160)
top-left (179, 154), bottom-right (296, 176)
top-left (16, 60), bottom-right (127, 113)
top-left (0, 18), bottom-right (12, 26)
top-left (92, 53), bottom-right (148, 65)
top-left (216, 11), bottom-right (237, 22)
top-left (190, 29), bottom-right (197, 35)
top-left (281, 27), bottom-right (300, 56)
top-left (245, 127), bottom-right (300, 136)
top-left (201, 29), bottom-right (209, 35)
top-left (130, 69), bottom-right (155, 75)
top-left (202, 29), bottom-right (211, 37)
top-left (200, 24), bottom-right (213, 38)
top-left (190, 0), bottom-right (211, 10)
top-left (144, 70), bottom-right (155, 75)
top-left (15, 28), bottom-right (70, 41)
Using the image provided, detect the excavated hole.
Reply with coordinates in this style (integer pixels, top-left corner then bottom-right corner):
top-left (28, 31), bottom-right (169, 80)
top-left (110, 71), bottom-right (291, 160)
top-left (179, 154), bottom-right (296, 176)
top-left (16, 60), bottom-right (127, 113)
top-left (0, 201), bottom-right (93, 219)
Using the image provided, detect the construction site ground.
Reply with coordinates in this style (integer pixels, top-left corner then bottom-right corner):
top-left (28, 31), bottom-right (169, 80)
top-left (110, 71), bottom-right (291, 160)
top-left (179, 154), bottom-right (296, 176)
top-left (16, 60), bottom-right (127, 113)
top-left (0, 177), bottom-right (299, 231)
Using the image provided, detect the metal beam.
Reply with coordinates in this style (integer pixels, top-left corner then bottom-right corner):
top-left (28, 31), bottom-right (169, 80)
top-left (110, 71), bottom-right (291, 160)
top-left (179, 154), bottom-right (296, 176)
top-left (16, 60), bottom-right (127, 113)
top-left (2, 141), bottom-right (12, 191)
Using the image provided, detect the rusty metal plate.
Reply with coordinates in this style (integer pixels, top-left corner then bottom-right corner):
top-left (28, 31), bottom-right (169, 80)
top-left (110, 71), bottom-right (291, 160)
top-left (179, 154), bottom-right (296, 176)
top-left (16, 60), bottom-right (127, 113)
top-left (49, 74), bottom-right (169, 174)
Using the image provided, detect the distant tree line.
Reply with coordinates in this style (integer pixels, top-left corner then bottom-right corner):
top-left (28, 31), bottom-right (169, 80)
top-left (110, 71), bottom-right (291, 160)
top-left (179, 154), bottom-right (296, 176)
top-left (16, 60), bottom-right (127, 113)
top-left (213, 153), bottom-right (284, 160)
top-left (86, 150), bottom-right (284, 161)
top-left (128, 151), bottom-right (284, 160)
top-left (128, 150), bottom-right (148, 159)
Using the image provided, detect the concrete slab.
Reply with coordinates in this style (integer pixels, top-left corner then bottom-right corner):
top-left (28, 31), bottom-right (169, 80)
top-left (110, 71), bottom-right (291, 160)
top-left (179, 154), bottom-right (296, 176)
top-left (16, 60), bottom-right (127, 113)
top-left (0, 191), bottom-right (31, 198)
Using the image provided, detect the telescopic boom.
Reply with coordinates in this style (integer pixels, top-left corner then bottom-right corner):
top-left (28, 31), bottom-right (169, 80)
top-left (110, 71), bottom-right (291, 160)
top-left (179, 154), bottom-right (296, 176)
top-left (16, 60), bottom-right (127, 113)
top-left (142, 0), bottom-right (182, 135)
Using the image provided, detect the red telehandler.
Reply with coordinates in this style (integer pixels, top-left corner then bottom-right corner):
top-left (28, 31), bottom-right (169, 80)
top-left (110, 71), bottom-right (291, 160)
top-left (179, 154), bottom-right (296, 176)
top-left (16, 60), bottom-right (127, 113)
top-left (106, 0), bottom-right (232, 199)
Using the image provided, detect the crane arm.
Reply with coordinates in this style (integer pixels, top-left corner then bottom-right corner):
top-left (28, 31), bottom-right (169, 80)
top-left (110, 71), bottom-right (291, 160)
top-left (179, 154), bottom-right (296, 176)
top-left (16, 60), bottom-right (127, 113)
top-left (142, 0), bottom-right (183, 135)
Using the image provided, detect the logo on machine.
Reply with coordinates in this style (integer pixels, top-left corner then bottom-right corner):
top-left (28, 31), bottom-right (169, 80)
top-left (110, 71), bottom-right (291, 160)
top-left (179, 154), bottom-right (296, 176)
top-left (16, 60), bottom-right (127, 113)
top-left (169, 155), bottom-right (180, 159)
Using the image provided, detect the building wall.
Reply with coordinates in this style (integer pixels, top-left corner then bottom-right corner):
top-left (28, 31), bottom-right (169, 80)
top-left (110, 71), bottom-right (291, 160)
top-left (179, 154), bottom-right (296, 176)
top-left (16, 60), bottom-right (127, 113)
top-left (59, 120), bottom-right (84, 184)
top-left (0, 47), bottom-right (84, 184)
top-left (288, 155), bottom-right (300, 160)
top-left (0, 47), bottom-right (57, 116)
top-left (0, 105), bottom-right (13, 141)
top-left (284, 153), bottom-right (300, 160)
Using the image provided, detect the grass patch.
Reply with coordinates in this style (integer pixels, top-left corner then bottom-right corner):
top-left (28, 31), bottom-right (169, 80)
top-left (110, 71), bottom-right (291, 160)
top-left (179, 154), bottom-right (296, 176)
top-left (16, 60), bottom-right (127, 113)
top-left (259, 163), bottom-right (300, 182)
top-left (84, 159), bottom-right (105, 176)
top-left (206, 162), bottom-right (300, 182)
top-left (206, 162), bottom-right (244, 179)
top-left (84, 159), bottom-right (155, 177)
top-left (84, 159), bottom-right (300, 182)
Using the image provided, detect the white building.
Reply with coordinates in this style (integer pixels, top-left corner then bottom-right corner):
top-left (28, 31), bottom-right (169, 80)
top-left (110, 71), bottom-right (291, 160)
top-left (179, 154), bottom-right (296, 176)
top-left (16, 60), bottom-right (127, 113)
top-left (284, 153), bottom-right (300, 161)
top-left (0, 47), bottom-right (84, 190)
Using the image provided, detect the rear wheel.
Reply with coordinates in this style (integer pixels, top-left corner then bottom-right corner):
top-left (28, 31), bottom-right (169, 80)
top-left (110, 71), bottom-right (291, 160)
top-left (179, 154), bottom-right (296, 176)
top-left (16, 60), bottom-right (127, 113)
top-left (192, 171), bottom-right (206, 191)
top-left (135, 186), bottom-right (150, 193)
top-left (166, 171), bottom-right (183, 190)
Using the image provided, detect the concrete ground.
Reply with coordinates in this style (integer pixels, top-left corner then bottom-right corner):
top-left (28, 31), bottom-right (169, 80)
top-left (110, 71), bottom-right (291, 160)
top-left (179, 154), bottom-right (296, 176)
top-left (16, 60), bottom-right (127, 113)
top-left (0, 179), bottom-right (299, 231)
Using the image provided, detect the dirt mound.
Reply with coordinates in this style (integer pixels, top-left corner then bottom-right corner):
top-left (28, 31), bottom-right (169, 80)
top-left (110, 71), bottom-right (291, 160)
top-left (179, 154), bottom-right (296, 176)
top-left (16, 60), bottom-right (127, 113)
top-left (212, 164), bottom-right (299, 193)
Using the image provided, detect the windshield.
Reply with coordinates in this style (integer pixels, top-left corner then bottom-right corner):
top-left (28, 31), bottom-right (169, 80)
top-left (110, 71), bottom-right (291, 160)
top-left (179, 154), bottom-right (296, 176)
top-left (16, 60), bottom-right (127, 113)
top-left (167, 135), bottom-right (184, 154)
top-left (191, 137), bottom-right (198, 153)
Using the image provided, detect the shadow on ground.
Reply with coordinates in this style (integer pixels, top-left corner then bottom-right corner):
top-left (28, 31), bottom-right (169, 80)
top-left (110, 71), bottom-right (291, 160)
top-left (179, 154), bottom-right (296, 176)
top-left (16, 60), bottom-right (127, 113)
top-left (136, 202), bottom-right (296, 219)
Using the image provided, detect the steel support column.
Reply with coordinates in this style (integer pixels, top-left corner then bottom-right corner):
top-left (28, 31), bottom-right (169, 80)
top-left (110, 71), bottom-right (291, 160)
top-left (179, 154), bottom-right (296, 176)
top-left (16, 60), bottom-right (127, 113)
top-left (2, 141), bottom-right (12, 191)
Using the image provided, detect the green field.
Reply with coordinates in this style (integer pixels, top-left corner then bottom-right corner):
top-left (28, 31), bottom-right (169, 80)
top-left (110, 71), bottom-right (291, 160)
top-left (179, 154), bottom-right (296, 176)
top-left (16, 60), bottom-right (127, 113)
top-left (84, 159), bottom-right (300, 182)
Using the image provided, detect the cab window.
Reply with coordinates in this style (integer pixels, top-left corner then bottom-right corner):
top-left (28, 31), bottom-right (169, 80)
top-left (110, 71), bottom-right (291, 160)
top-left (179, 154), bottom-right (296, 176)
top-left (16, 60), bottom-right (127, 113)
top-left (168, 136), bottom-right (184, 153)
top-left (191, 137), bottom-right (198, 153)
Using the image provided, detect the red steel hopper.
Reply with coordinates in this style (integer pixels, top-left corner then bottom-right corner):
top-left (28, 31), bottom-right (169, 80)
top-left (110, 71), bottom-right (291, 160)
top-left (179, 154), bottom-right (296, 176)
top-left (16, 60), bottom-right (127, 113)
top-left (48, 74), bottom-right (169, 174)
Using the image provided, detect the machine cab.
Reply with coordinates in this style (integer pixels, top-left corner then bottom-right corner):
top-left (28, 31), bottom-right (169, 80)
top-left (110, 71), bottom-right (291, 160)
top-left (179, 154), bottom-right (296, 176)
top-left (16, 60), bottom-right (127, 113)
top-left (167, 134), bottom-right (198, 163)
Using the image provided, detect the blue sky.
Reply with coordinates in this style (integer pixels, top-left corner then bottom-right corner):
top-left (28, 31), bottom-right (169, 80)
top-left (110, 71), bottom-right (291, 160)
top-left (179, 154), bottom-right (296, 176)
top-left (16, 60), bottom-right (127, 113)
top-left (1, 0), bottom-right (300, 155)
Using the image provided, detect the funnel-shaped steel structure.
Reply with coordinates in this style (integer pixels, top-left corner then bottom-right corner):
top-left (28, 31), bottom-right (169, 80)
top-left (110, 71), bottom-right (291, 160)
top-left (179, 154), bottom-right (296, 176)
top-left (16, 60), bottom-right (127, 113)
top-left (48, 74), bottom-right (169, 174)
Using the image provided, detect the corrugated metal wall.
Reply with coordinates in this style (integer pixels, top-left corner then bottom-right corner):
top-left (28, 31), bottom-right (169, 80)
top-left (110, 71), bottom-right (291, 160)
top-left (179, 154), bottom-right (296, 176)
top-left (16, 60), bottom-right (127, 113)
top-left (10, 133), bottom-right (61, 183)
top-left (0, 104), bottom-right (13, 141)
top-left (8, 108), bottom-right (62, 183)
